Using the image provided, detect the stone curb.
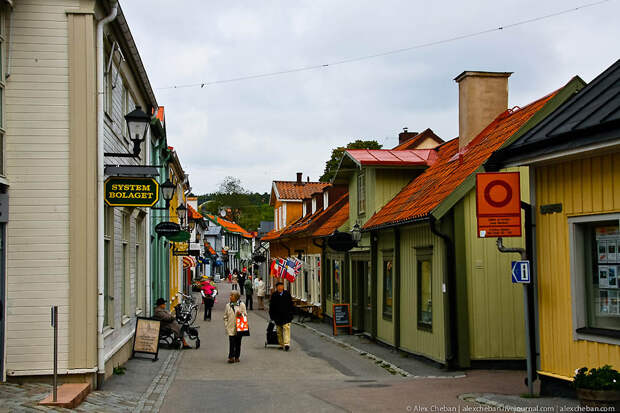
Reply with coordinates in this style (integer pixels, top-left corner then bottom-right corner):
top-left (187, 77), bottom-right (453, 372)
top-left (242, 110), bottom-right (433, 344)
top-left (293, 321), bottom-right (466, 379)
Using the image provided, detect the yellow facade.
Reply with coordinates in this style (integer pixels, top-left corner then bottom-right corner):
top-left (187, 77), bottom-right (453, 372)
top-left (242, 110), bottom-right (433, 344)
top-left (535, 152), bottom-right (620, 380)
top-left (168, 169), bottom-right (186, 309)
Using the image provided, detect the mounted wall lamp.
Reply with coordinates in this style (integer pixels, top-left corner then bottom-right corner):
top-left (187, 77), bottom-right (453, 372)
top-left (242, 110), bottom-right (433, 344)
top-left (104, 106), bottom-right (150, 158)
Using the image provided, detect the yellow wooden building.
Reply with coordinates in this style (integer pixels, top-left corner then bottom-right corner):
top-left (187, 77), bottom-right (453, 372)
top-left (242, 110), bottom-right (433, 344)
top-left (491, 59), bottom-right (620, 393)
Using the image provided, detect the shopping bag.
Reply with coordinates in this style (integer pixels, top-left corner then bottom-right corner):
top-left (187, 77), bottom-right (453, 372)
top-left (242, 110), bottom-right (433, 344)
top-left (236, 314), bottom-right (250, 337)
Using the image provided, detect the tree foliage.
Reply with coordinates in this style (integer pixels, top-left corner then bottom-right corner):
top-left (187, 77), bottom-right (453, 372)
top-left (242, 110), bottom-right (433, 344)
top-left (320, 139), bottom-right (382, 182)
top-left (198, 176), bottom-right (272, 232)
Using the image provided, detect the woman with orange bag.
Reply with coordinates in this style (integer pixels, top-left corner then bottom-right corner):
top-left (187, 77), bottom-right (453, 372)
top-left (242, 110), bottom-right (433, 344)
top-left (223, 291), bottom-right (247, 363)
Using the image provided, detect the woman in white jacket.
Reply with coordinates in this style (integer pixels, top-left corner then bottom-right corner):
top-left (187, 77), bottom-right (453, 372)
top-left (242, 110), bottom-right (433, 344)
top-left (223, 291), bottom-right (247, 363)
top-left (256, 277), bottom-right (266, 310)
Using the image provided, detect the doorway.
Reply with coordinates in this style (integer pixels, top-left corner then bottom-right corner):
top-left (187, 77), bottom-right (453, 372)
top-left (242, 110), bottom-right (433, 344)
top-left (352, 259), bottom-right (371, 333)
top-left (0, 223), bottom-right (5, 379)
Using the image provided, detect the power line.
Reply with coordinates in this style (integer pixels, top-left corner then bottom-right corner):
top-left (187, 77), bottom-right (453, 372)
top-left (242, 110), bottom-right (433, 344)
top-left (156, 0), bottom-right (612, 91)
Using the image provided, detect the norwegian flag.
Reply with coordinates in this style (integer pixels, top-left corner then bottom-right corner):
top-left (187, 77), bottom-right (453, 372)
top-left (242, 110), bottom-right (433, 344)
top-left (277, 258), bottom-right (288, 278)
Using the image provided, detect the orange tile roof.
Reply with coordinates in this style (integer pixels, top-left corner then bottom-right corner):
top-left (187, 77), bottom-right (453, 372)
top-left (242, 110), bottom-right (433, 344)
top-left (364, 92), bottom-right (556, 230)
top-left (273, 181), bottom-right (330, 201)
top-left (345, 149), bottom-right (438, 167)
top-left (393, 128), bottom-right (443, 150)
top-left (205, 241), bottom-right (216, 255)
top-left (188, 204), bottom-right (203, 220)
top-left (261, 228), bottom-right (283, 241)
top-left (313, 196), bottom-right (350, 237)
top-left (205, 214), bottom-right (253, 238)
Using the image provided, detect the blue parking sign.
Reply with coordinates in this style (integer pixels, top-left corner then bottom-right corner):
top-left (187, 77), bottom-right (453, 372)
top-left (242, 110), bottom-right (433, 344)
top-left (511, 260), bottom-right (531, 283)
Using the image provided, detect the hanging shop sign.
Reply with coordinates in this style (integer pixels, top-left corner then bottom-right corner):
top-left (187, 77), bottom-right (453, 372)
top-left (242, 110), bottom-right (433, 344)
top-left (155, 221), bottom-right (181, 237)
top-left (173, 242), bottom-right (190, 256)
top-left (104, 177), bottom-right (159, 207)
top-left (327, 231), bottom-right (357, 252)
top-left (476, 172), bottom-right (522, 238)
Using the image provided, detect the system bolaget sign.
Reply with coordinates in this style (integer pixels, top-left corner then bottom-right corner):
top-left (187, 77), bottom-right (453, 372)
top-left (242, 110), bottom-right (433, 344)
top-left (105, 177), bottom-right (159, 207)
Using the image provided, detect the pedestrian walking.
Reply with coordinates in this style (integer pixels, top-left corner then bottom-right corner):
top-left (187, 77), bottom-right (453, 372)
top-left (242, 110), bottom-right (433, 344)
top-left (244, 275), bottom-right (254, 310)
top-left (201, 277), bottom-right (216, 321)
top-left (231, 269), bottom-right (239, 291)
top-left (223, 291), bottom-right (247, 363)
top-left (238, 269), bottom-right (246, 295)
top-left (269, 282), bottom-right (294, 351)
top-left (256, 277), bottom-right (266, 310)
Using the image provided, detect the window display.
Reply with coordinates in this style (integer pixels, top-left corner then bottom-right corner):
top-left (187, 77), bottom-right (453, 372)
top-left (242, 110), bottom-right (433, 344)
top-left (588, 222), bottom-right (620, 329)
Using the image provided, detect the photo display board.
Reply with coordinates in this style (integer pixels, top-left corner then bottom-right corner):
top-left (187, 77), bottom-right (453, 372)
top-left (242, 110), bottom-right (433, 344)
top-left (596, 225), bottom-right (620, 317)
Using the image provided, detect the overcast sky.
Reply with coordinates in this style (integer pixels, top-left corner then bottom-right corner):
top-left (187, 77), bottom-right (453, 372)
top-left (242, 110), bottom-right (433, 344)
top-left (121, 0), bottom-right (619, 195)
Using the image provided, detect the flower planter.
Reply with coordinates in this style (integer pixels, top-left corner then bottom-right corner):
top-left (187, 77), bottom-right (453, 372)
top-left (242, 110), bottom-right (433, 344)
top-left (576, 388), bottom-right (620, 409)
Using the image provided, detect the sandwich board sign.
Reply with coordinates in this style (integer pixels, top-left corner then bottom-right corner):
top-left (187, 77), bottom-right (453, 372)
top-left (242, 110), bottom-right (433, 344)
top-left (512, 260), bottom-right (531, 284)
top-left (476, 172), bottom-right (522, 238)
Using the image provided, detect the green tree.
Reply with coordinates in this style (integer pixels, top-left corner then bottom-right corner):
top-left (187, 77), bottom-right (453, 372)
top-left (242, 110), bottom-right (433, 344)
top-left (320, 139), bottom-right (382, 182)
top-left (198, 177), bottom-right (273, 232)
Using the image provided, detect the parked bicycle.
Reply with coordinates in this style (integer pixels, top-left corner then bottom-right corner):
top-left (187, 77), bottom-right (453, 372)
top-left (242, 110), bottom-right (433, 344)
top-left (177, 292), bottom-right (199, 325)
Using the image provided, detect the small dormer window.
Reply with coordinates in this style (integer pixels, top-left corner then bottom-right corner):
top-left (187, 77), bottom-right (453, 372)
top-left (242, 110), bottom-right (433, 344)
top-left (312, 198), bottom-right (317, 214)
top-left (323, 191), bottom-right (329, 210)
top-left (302, 202), bottom-right (307, 217)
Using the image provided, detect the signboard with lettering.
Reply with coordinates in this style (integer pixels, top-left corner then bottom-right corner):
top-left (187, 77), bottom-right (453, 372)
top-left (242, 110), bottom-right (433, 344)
top-left (132, 317), bottom-right (161, 361)
top-left (155, 221), bottom-right (181, 237)
top-left (105, 177), bottom-right (159, 207)
top-left (332, 303), bottom-right (352, 336)
top-left (173, 242), bottom-right (190, 256)
top-left (476, 172), bottom-right (522, 238)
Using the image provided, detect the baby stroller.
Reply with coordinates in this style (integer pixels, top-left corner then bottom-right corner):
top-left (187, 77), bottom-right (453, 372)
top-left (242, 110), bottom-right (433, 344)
top-left (265, 320), bottom-right (280, 348)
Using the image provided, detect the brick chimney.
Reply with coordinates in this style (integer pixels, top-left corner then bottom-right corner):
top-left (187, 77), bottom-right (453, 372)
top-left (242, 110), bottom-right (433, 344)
top-left (398, 127), bottom-right (418, 145)
top-left (296, 172), bottom-right (303, 184)
top-left (454, 71), bottom-right (511, 150)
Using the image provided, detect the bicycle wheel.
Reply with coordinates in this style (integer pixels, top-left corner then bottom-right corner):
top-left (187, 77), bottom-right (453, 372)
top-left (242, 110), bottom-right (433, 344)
top-left (189, 305), bottom-right (198, 324)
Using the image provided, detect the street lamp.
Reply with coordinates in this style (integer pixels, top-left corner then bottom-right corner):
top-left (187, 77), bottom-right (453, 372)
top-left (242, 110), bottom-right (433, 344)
top-left (351, 223), bottom-right (362, 243)
top-left (176, 203), bottom-right (187, 227)
top-left (160, 179), bottom-right (175, 208)
top-left (104, 105), bottom-right (150, 158)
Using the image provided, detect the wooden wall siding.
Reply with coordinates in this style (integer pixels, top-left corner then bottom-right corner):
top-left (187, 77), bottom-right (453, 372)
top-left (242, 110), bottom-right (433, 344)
top-left (536, 153), bottom-right (620, 379)
top-left (399, 223), bottom-right (447, 363)
top-left (377, 231), bottom-right (394, 344)
top-left (67, 12), bottom-right (98, 369)
top-left (373, 169), bottom-right (417, 216)
top-left (348, 171), bottom-right (359, 224)
top-left (5, 0), bottom-right (80, 375)
top-left (462, 183), bottom-right (526, 360)
top-left (100, 24), bottom-right (150, 360)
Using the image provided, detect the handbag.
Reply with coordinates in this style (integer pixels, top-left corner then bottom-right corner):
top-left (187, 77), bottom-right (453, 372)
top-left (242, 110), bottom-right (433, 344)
top-left (236, 313), bottom-right (250, 337)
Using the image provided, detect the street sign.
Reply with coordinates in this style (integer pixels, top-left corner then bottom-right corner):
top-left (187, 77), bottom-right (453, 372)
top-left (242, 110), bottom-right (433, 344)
top-left (511, 260), bottom-right (531, 283)
top-left (154, 221), bottom-right (181, 237)
top-left (104, 177), bottom-right (159, 207)
top-left (476, 172), bottom-right (522, 238)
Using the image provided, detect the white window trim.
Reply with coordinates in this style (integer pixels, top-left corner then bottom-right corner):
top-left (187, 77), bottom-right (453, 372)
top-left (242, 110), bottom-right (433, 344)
top-left (283, 203), bottom-right (287, 226)
top-left (302, 202), bottom-right (307, 217)
top-left (312, 198), bottom-right (317, 214)
top-left (323, 191), bottom-right (329, 210)
top-left (569, 213), bottom-right (620, 345)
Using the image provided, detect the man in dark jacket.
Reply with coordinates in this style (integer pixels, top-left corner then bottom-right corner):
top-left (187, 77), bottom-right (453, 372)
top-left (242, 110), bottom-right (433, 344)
top-left (238, 270), bottom-right (246, 295)
top-left (269, 282), bottom-right (294, 351)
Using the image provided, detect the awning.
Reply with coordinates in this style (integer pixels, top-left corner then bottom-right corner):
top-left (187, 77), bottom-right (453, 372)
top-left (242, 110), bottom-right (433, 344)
top-left (166, 231), bottom-right (191, 242)
top-left (183, 256), bottom-right (196, 269)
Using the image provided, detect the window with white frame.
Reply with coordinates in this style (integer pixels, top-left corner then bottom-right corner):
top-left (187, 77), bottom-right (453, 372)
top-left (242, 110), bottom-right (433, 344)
top-left (0, 8), bottom-right (6, 176)
top-left (104, 206), bottom-right (114, 327)
top-left (358, 171), bottom-right (366, 215)
top-left (312, 198), bottom-right (317, 214)
top-left (570, 214), bottom-right (620, 339)
top-left (283, 203), bottom-right (287, 226)
top-left (323, 191), bottom-right (329, 210)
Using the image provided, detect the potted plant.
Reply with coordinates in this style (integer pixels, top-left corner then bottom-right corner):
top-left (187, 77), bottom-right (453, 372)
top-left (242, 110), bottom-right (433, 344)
top-left (574, 365), bottom-right (620, 408)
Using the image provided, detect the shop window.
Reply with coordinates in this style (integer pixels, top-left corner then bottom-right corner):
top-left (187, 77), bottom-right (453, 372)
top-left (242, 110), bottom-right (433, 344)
top-left (121, 212), bottom-right (130, 318)
top-left (417, 249), bottom-right (433, 330)
top-left (570, 215), bottom-right (620, 340)
top-left (358, 171), bottom-right (366, 215)
top-left (103, 206), bottom-right (114, 327)
top-left (383, 257), bottom-right (393, 319)
top-left (332, 259), bottom-right (341, 302)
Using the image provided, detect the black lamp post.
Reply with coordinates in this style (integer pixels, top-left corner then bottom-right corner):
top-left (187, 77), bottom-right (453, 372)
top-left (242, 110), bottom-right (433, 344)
top-left (104, 105), bottom-right (150, 158)
top-left (160, 179), bottom-right (175, 207)
top-left (176, 203), bottom-right (187, 227)
top-left (351, 223), bottom-right (362, 243)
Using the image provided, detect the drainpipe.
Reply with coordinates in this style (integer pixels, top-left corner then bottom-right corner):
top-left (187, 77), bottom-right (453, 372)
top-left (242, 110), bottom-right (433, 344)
top-left (429, 216), bottom-right (458, 369)
top-left (96, 0), bottom-right (118, 388)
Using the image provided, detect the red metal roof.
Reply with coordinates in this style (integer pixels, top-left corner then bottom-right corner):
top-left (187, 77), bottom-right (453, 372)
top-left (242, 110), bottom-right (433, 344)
top-left (364, 92), bottom-right (556, 230)
top-left (345, 149), bottom-right (438, 167)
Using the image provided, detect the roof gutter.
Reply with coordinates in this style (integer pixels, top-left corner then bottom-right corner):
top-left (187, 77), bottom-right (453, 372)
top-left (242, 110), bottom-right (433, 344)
top-left (429, 216), bottom-right (458, 369)
top-left (96, 0), bottom-right (118, 389)
top-left (362, 215), bottom-right (430, 232)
